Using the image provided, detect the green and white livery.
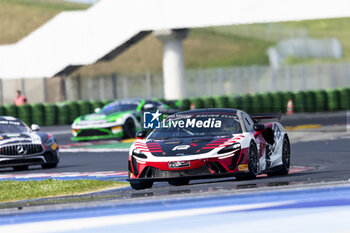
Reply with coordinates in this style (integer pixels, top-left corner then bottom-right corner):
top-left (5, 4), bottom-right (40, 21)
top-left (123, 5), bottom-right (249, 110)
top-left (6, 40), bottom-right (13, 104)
top-left (71, 98), bottom-right (172, 141)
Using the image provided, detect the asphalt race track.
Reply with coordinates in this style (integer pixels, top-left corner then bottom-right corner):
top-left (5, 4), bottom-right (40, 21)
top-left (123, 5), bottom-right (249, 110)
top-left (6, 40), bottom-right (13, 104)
top-left (4, 138), bottom-right (349, 197)
top-left (0, 112), bottom-right (349, 233)
top-left (0, 112), bottom-right (348, 200)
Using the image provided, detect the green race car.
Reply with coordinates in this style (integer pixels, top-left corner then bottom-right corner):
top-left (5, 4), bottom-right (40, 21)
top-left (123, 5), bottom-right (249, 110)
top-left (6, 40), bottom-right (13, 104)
top-left (71, 98), bottom-right (174, 141)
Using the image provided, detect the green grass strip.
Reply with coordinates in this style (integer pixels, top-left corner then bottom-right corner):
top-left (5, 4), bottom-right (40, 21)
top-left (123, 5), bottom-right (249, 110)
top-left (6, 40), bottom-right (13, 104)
top-left (0, 179), bottom-right (128, 203)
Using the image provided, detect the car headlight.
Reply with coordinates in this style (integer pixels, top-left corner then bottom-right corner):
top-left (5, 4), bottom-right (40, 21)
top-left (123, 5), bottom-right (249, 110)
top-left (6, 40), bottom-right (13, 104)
top-left (132, 149), bottom-right (147, 159)
top-left (218, 143), bottom-right (241, 154)
top-left (115, 118), bottom-right (123, 124)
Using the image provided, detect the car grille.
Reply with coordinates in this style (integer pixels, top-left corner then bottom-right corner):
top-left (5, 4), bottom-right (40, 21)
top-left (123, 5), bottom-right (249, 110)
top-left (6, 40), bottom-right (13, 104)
top-left (78, 129), bottom-right (110, 137)
top-left (0, 144), bottom-right (44, 156)
top-left (139, 165), bottom-right (211, 178)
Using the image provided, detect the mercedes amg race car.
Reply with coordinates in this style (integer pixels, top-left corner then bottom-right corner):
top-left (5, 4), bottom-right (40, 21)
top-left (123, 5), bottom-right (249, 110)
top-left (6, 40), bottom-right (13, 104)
top-left (128, 108), bottom-right (290, 189)
top-left (0, 116), bottom-right (59, 171)
top-left (71, 98), bottom-right (175, 141)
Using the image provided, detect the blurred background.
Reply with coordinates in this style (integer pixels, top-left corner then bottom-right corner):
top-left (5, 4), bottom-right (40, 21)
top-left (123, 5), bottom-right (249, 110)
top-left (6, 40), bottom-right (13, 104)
top-left (0, 0), bottom-right (349, 126)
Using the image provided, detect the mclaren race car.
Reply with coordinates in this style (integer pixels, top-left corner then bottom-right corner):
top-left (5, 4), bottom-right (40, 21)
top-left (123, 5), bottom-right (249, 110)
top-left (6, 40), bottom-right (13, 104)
top-left (71, 98), bottom-right (175, 141)
top-left (128, 108), bottom-right (290, 189)
top-left (0, 116), bottom-right (59, 171)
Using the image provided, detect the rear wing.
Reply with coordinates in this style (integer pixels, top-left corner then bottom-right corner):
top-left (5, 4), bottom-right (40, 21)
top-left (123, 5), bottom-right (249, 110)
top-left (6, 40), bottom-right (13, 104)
top-left (250, 112), bottom-right (282, 122)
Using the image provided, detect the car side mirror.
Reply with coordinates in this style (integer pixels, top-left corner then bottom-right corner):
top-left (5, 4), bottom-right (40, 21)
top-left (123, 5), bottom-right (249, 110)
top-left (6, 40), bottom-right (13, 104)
top-left (135, 130), bottom-right (148, 139)
top-left (253, 123), bottom-right (265, 131)
top-left (31, 124), bottom-right (41, 132)
top-left (94, 107), bottom-right (101, 113)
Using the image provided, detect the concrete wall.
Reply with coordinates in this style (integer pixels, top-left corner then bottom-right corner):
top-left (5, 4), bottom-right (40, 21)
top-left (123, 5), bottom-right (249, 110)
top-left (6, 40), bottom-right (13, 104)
top-left (2, 79), bottom-right (22, 104)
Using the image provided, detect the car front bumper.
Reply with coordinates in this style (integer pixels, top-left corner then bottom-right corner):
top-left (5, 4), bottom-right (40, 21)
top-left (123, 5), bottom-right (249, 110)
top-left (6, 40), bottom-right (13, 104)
top-left (0, 150), bottom-right (59, 168)
top-left (71, 126), bottom-right (124, 141)
top-left (128, 147), bottom-right (250, 180)
top-left (0, 155), bottom-right (46, 167)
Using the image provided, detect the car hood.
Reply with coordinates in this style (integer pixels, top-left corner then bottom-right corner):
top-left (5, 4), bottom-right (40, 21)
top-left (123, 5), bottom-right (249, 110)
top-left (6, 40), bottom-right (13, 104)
top-left (135, 135), bottom-right (242, 156)
top-left (0, 132), bottom-right (41, 146)
top-left (81, 113), bottom-right (108, 121)
top-left (76, 111), bottom-right (132, 124)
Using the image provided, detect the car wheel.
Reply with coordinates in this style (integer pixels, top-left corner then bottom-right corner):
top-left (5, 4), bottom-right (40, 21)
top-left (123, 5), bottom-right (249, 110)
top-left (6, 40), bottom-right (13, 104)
top-left (247, 142), bottom-right (259, 179)
top-left (42, 152), bottom-right (59, 169)
top-left (123, 118), bottom-right (136, 139)
top-left (41, 163), bottom-right (58, 169)
top-left (130, 181), bottom-right (153, 190)
top-left (13, 165), bottom-right (29, 171)
top-left (267, 136), bottom-right (290, 176)
top-left (168, 179), bottom-right (190, 186)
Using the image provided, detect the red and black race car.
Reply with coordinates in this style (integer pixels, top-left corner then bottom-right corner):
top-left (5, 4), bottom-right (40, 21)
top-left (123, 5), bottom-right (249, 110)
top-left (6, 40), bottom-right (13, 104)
top-left (128, 108), bottom-right (290, 189)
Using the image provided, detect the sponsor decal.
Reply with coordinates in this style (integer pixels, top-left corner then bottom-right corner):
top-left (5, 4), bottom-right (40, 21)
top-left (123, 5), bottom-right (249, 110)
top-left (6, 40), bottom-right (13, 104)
top-left (51, 143), bottom-right (58, 150)
top-left (238, 164), bottom-right (249, 171)
top-left (163, 118), bottom-right (221, 129)
top-left (0, 120), bottom-right (20, 125)
top-left (143, 110), bottom-right (162, 129)
top-left (6, 134), bottom-right (21, 137)
top-left (143, 111), bottom-right (223, 129)
top-left (172, 145), bottom-right (190, 151)
top-left (169, 161), bottom-right (191, 169)
top-left (0, 137), bottom-right (32, 145)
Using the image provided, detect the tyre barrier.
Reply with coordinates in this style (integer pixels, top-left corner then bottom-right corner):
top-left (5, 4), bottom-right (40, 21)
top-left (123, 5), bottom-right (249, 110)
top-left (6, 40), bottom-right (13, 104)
top-left (43, 103), bottom-right (57, 126)
top-left (180, 98), bottom-right (191, 111)
top-left (90, 100), bottom-right (104, 113)
top-left (340, 88), bottom-right (350, 110)
top-left (1, 87), bottom-right (349, 126)
top-left (77, 100), bottom-right (92, 116)
top-left (203, 97), bottom-right (216, 108)
top-left (3, 104), bottom-right (18, 118)
top-left (66, 101), bottom-right (80, 123)
top-left (214, 96), bottom-right (229, 108)
top-left (17, 104), bottom-right (32, 126)
top-left (327, 89), bottom-right (341, 111)
top-left (31, 103), bottom-right (44, 126)
top-left (56, 103), bottom-right (70, 125)
top-left (315, 90), bottom-right (328, 112)
top-left (178, 87), bottom-right (350, 113)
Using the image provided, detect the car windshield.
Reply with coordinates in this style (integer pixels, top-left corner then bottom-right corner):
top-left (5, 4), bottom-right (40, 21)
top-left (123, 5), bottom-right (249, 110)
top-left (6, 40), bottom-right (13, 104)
top-left (148, 113), bottom-right (242, 139)
top-left (100, 101), bottom-right (139, 115)
top-left (0, 119), bottom-right (29, 134)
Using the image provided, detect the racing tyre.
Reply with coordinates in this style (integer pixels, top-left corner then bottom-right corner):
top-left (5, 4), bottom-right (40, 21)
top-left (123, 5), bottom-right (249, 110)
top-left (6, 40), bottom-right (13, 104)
top-left (41, 163), bottom-right (58, 169)
top-left (168, 179), bottom-right (190, 186)
top-left (13, 165), bottom-right (29, 171)
top-left (123, 118), bottom-right (136, 139)
top-left (236, 142), bottom-right (259, 180)
top-left (246, 142), bottom-right (259, 179)
top-left (130, 181), bottom-right (153, 190)
top-left (42, 152), bottom-right (59, 169)
top-left (267, 136), bottom-right (290, 176)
